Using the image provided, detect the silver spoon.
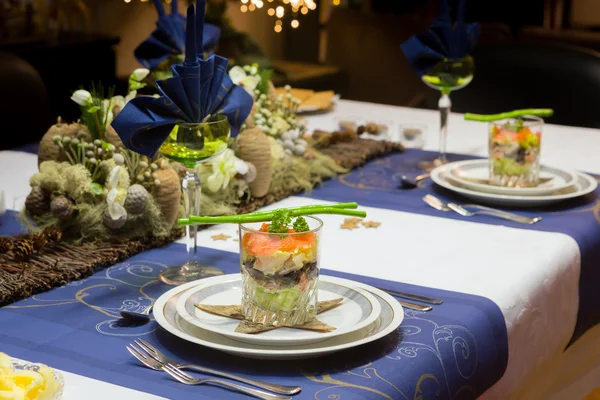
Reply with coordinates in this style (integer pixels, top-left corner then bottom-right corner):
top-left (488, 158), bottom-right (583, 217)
top-left (120, 304), bottom-right (153, 322)
top-left (398, 173), bottom-right (430, 189)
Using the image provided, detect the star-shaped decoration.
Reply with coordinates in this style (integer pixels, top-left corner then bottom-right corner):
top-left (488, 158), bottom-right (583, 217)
top-left (341, 222), bottom-right (359, 230)
top-left (362, 221), bottom-right (381, 228)
top-left (344, 217), bottom-right (363, 224)
top-left (211, 233), bottom-right (231, 241)
top-left (196, 298), bottom-right (343, 334)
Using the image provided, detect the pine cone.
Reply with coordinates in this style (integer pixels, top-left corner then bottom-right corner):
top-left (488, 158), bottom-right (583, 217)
top-left (25, 186), bottom-right (50, 216)
top-left (31, 233), bottom-right (48, 251)
top-left (51, 196), bottom-right (75, 221)
top-left (13, 240), bottom-right (34, 261)
top-left (43, 227), bottom-right (62, 243)
top-left (0, 237), bottom-right (13, 253)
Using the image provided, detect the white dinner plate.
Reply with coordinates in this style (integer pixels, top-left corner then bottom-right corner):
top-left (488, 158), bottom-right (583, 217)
top-left (176, 276), bottom-right (382, 346)
top-left (153, 274), bottom-right (404, 360)
top-left (447, 160), bottom-right (578, 196)
top-left (431, 164), bottom-right (598, 207)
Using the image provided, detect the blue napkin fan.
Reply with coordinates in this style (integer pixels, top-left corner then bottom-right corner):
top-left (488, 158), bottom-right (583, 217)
top-left (111, 0), bottom-right (253, 158)
top-left (135, 0), bottom-right (221, 70)
top-left (401, 0), bottom-right (479, 77)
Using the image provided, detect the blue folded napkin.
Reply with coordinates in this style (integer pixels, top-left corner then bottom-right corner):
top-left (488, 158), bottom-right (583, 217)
top-left (401, 0), bottom-right (479, 77)
top-left (135, 0), bottom-right (222, 70)
top-left (112, 0), bottom-right (253, 158)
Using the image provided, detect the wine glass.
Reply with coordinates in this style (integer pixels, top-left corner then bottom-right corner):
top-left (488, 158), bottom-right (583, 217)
top-left (157, 114), bottom-right (230, 285)
top-left (419, 55), bottom-right (474, 170)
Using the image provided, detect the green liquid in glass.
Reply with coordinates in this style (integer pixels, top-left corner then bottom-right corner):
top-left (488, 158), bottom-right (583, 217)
top-left (159, 115), bottom-right (230, 167)
top-left (422, 56), bottom-right (474, 94)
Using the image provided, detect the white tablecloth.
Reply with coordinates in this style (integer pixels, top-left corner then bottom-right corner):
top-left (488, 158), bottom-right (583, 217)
top-left (1, 99), bottom-right (599, 400)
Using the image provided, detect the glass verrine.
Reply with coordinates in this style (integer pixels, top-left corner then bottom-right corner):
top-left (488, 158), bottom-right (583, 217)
top-left (419, 55), bottom-right (475, 169)
top-left (157, 114), bottom-right (230, 285)
top-left (488, 116), bottom-right (543, 187)
top-left (239, 216), bottom-right (323, 326)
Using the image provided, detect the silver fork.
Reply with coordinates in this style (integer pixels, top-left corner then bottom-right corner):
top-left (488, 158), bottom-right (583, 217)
top-left (423, 194), bottom-right (541, 225)
top-left (162, 363), bottom-right (291, 400)
top-left (130, 339), bottom-right (300, 395)
top-left (126, 346), bottom-right (289, 400)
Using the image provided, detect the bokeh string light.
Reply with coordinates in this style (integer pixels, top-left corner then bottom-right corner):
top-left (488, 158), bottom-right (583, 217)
top-left (241, 0), bottom-right (337, 32)
top-left (121, 0), bottom-right (339, 32)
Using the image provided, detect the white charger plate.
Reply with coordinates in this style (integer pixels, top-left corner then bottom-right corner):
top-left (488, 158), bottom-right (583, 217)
top-left (447, 160), bottom-right (577, 196)
top-left (176, 276), bottom-right (382, 346)
top-left (153, 274), bottom-right (404, 360)
top-left (431, 164), bottom-right (597, 207)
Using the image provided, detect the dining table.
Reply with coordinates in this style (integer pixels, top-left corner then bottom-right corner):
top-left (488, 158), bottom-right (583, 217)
top-left (2, 99), bottom-right (600, 400)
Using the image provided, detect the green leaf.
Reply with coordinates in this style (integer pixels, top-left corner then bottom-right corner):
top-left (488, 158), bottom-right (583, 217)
top-left (90, 183), bottom-right (104, 195)
top-left (87, 106), bottom-right (101, 113)
top-left (257, 69), bottom-right (274, 94)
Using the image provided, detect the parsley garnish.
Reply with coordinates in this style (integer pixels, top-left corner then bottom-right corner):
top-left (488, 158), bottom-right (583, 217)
top-left (267, 209), bottom-right (292, 233)
top-left (293, 216), bottom-right (310, 232)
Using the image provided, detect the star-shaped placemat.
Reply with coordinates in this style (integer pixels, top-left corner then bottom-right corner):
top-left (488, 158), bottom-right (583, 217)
top-left (362, 221), bottom-right (381, 228)
top-left (211, 233), bottom-right (231, 241)
top-left (195, 298), bottom-right (343, 334)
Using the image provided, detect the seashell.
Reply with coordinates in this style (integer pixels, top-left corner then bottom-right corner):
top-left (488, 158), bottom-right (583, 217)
top-left (38, 118), bottom-right (90, 167)
top-left (237, 128), bottom-right (272, 198)
top-left (151, 168), bottom-right (181, 229)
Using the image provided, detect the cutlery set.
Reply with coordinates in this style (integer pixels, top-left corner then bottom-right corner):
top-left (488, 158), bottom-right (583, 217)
top-left (127, 338), bottom-right (300, 399)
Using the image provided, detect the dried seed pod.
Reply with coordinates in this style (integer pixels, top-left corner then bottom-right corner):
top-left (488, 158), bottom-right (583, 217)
top-left (12, 239), bottom-right (34, 261)
top-left (43, 226), bottom-right (63, 243)
top-left (51, 196), bottom-right (75, 221)
top-left (25, 186), bottom-right (50, 216)
top-left (31, 232), bottom-right (48, 251)
top-left (0, 237), bottom-right (13, 253)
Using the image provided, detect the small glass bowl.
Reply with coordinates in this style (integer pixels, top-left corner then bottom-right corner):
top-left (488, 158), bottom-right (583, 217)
top-left (398, 123), bottom-right (427, 149)
top-left (12, 359), bottom-right (64, 400)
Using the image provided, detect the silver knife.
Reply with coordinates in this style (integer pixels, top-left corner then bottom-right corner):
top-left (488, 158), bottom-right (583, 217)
top-left (377, 287), bottom-right (443, 305)
top-left (398, 300), bottom-right (433, 312)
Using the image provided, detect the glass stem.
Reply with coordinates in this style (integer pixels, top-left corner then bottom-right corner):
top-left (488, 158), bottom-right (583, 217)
top-left (182, 167), bottom-right (201, 269)
top-left (439, 92), bottom-right (451, 164)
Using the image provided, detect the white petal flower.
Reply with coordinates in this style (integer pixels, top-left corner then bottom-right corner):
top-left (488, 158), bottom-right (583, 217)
top-left (125, 90), bottom-right (137, 103)
top-left (229, 66), bottom-right (261, 96)
top-left (131, 68), bottom-right (150, 82)
top-left (71, 90), bottom-right (92, 106)
top-left (239, 75), bottom-right (261, 95)
top-left (111, 96), bottom-right (126, 110)
top-left (206, 149), bottom-right (247, 192)
top-left (228, 66), bottom-right (248, 85)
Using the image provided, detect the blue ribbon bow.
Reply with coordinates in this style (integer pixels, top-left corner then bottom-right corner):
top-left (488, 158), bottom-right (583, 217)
top-left (111, 0), bottom-right (253, 158)
top-left (134, 0), bottom-right (222, 70)
top-left (401, 0), bottom-right (480, 77)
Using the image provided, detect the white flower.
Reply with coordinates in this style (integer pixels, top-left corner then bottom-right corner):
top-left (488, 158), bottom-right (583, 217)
top-left (71, 90), bottom-right (92, 106)
top-left (206, 149), bottom-right (249, 193)
top-left (229, 66), bottom-right (261, 97)
top-left (271, 116), bottom-right (291, 134)
top-left (131, 68), bottom-right (150, 82)
top-left (105, 166), bottom-right (127, 221)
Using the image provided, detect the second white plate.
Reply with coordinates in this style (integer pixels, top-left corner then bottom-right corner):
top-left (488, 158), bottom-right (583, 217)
top-left (431, 164), bottom-right (597, 207)
top-left (447, 160), bottom-right (577, 196)
top-left (176, 276), bottom-right (382, 346)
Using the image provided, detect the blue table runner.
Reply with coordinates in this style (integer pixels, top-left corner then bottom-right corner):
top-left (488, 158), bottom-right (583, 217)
top-left (0, 211), bottom-right (508, 400)
top-left (301, 149), bottom-right (600, 344)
